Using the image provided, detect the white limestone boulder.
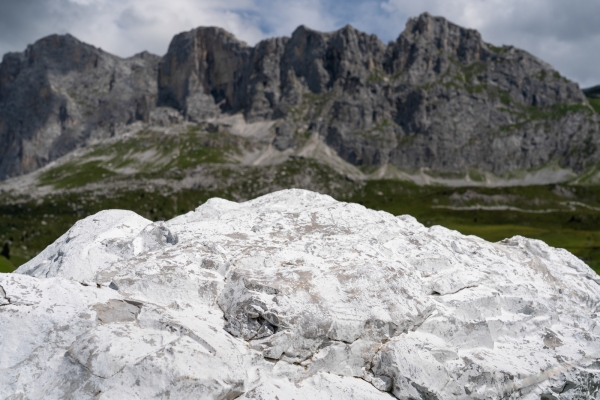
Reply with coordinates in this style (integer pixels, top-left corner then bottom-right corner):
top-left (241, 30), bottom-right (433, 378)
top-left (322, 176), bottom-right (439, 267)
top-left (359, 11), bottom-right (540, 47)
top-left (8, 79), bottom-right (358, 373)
top-left (1, 189), bottom-right (598, 399)
top-left (16, 209), bottom-right (151, 282)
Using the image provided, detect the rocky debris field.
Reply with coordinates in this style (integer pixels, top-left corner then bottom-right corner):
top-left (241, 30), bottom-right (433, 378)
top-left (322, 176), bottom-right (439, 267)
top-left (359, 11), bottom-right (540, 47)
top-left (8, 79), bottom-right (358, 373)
top-left (0, 189), bottom-right (599, 399)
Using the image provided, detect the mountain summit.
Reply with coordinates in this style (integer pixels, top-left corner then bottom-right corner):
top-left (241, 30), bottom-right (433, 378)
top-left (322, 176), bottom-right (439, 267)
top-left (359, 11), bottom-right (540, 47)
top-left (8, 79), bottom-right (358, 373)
top-left (0, 34), bottom-right (159, 180)
top-left (0, 13), bottom-right (598, 181)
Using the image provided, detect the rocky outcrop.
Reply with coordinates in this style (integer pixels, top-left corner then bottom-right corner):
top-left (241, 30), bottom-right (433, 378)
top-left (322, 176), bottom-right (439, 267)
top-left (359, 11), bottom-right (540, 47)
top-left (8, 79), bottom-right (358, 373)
top-left (3, 189), bottom-right (600, 398)
top-left (0, 34), bottom-right (159, 180)
top-left (1, 13), bottom-right (599, 181)
top-left (157, 27), bottom-right (253, 121)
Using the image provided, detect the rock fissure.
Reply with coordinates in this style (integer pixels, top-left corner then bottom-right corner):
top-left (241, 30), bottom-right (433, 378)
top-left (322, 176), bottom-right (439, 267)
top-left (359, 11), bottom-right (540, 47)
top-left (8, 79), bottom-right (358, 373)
top-left (436, 284), bottom-right (480, 296)
top-left (0, 284), bottom-right (10, 306)
top-left (66, 351), bottom-right (112, 380)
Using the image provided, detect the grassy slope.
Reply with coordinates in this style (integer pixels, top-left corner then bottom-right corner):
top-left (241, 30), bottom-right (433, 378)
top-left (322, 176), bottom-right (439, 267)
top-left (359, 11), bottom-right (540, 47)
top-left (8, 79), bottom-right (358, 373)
top-left (37, 127), bottom-right (240, 189)
top-left (0, 256), bottom-right (15, 273)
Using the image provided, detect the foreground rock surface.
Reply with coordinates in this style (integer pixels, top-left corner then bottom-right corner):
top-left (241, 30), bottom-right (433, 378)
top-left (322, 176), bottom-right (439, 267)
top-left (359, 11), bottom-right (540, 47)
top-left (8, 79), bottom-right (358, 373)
top-left (2, 189), bottom-right (599, 399)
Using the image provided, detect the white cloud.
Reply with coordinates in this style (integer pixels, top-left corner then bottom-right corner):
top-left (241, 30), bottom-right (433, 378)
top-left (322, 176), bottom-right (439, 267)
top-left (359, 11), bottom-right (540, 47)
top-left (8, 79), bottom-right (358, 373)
top-left (32, 0), bottom-right (339, 58)
top-left (54, 0), bottom-right (266, 56)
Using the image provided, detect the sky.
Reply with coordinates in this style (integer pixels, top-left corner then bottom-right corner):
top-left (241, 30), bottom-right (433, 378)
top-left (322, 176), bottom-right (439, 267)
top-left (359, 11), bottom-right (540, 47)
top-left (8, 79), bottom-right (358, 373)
top-left (1, 0), bottom-right (599, 88)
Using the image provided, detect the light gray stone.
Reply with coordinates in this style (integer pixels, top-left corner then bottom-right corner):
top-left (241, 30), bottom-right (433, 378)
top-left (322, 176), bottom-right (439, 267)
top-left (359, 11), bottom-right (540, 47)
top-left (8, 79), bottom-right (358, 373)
top-left (1, 189), bottom-right (598, 398)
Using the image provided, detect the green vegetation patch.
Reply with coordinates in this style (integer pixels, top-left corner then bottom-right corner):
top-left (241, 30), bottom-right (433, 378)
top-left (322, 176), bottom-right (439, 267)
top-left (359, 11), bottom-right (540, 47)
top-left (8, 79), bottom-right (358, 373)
top-left (526, 103), bottom-right (591, 120)
top-left (38, 127), bottom-right (242, 190)
top-left (487, 44), bottom-right (509, 55)
top-left (499, 102), bottom-right (593, 132)
top-left (368, 71), bottom-right (386, 83)
top-left (39, 160), bottom-right (117, 189)
top-left (462, 62), bottom-right (486, 84)
top-left (0, 256), bottom-right (14, 273)
top-left (589, 98), bottom-right (600, 114)
top-left (88, 128), bottom-right (237, 171)
top-left (367, 69), bottom-right (403, 84)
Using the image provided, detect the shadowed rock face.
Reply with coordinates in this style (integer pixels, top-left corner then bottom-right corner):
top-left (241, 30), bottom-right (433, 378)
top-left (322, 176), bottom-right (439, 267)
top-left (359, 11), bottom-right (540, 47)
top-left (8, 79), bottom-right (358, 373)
top-left (0, 34), bottom-right (159, 180)
top-left (157, 27), bottom-right (253, 121)
top-left (1, 13), bottom-right (599, 181)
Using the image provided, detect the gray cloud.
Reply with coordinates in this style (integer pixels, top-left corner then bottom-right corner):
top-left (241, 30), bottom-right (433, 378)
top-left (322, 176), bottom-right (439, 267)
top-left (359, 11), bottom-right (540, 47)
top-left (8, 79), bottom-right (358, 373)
top-left (0, 0), bottom-right (598, 87)
top-left (0, 0), bottom-right (59, 52)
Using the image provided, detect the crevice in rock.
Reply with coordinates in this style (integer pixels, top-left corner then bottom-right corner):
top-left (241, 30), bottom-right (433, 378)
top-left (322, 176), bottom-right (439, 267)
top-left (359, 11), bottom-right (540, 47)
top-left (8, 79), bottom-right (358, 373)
top-left (158, 318), bottom-right (217, 355)
top-left (430, 284), bottom-right (479, 297)
top-left (560, 381), bottom-right (577, 394)
top-left (222, 299), bottom-right (284, 340)
top-left (407, 308), bottom-right (436, 334)
top-left (360, 370), bottom-right (394, 393)
top-left (123, 299), bottom-right (144, 308)
top-left (79, 281), bottom-right (104, 289)
top-left (449, 284), bottom-right (479, 295)
top-left (180, 328), bottom-right (217, 355)
top-left (66, 352), bottom-right (110, 380)
top-left (0, 284), bottom-right (11, 306)
top-left (229, 392), bottom-right (245, 400)
top-left (410, 380), bottom-right (441, 400)
top-left (242, 278), bottom-right (279, 295)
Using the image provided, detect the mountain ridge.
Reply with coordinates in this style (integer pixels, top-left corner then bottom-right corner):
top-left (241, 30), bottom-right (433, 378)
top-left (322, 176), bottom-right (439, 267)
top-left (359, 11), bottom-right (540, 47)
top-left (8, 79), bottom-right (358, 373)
top-left (0, 12), bottom-right (598, 183)
top-left (0, 33), bottom-right (159, 180)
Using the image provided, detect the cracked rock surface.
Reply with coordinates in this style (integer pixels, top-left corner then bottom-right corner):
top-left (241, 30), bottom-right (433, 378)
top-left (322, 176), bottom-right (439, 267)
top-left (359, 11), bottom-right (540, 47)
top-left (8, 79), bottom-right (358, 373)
top-left (3, 189), bottom-right (600, 399)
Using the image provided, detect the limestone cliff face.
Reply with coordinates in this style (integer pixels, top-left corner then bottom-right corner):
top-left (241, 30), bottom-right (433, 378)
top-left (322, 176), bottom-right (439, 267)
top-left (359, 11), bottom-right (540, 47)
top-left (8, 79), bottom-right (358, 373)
top-left (0, 34), bottom-right (159, 180)
top-left (157, 27), bottom-right (253, 121)
top-left (1, 13), bottom-right (599, 181)
top-left (158, 13), bottom-right (598, 175)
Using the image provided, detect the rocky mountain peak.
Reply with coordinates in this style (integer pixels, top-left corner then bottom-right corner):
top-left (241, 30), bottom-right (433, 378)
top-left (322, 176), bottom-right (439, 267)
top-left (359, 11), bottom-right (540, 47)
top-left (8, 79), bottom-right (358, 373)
top-left (158, 26), bottom-right (252, 119)
top-left (0, 13), bottom-right (598, 183)
top-left (26, 33), bottom-right (98, 65)
top-left (402, 12), bottom-right (483, 51)
top-left (0, 33), bottom-right (159, 180)
top-left (391, 12), bottom-right (486, 76)
top-left (1, 34), bottom-right (92, 91)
